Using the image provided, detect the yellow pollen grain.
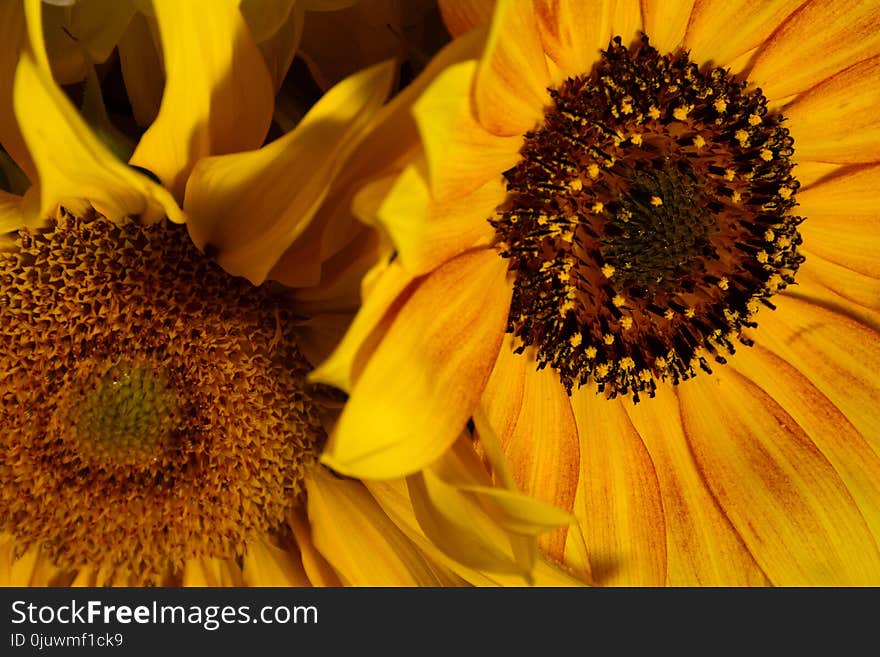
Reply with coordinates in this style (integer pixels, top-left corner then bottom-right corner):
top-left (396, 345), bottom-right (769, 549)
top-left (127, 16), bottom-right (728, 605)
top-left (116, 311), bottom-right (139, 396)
top-left (638, 369), bottom-right (653, 383)
top-left (760, 148), bottom-right (773, 161)
top-left (749, 113), bottom-right (762, 126)
top-left (664, 309), bottom-right (675, 321)
top-left (747, 299), bottom-right (760, 314)
top-left (630, 133), bottom-right (643, 145)
top-left (724, 168), bottom-right (736, 181)
top-left (757, 250), bottom-right (769, 264)
top-left (779, 186), bottom-right (793, 200)
top-left (764, 229), bottom-right (775, 242)
top-left (684, 307), bottom-right (696, 318)
top-left (620, 99), bottom-right (634, 115)
top-left (569, 333), bottom-right (582, 347)
top-left (648, 106), bottom-right (661, 120)
top-left (587, 163), bottom-right (600, 179)
top-left (585, 346), bottom-right (597, 359)
top-left (612, 294), bottom-right (627, 307)
top-left (569, 178), bottom-right (583, 191)
top-left (620, 357), bottom-right (635, 371)
top-left (766, 274), bottom-right (784, 291)
top-left (558, 270), bottom-right (571, 282)
top-left (692, 134), bottom-right (706, 150)
top-left (672, 105), bottom-right (691, 121)
top-left (592, 202), bottom-right (604, 214)
top-left (714, 98), bottom-right (727, 113)
top-left (650, 196), bottom-right (663, 206)
top-left (735, 129), bottom-right (750, 146)
top-left (718, 277), bottom-right (729, 290)
top-left (603, 333), bottom-right (615, 345)
top-left (559, 299), bottom-right (575, 316)
top-left (777, 235), bottom-right (791, 248)
top-left (731, 191), bottom-right (742, 203)
top-left (620, 316), bottom-right (633, 330)
top-left (595, 363), bottom-right (611, 378)
top-left (655, 356), bottom-right (668, 369)
top-left (601, 264), bottom-right (615, 278)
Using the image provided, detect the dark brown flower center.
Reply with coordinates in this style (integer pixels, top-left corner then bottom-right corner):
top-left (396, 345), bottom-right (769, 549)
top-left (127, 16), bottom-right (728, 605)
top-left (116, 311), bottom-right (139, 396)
top-left (491, 35), bottom-right (804, 402)
top-left (0, 209), bottom-right (324, 583)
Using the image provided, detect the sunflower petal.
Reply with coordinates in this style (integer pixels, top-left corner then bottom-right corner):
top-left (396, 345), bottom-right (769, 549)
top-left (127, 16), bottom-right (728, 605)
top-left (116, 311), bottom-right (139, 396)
top-left (255, 2), bottom-right (304, 91)
top-left (320, 248), bottom-right (511, 479)
top-left (747, 0), bottom-right (880, 101)
top-left (288, 509), bottom-right (343, 586)
top-left (786, 56), bottom-right (880, 165)
top-left (641, 0), bottom-right (695, 53)
top-left (684, 0), bottom-right (803, 70)
top-left (533, 0), bottom-right (614, 83)
top-left (438, 0), bottom-right (496, 37)
top-left (129, 0), bottom-right (274, 201)
top-left (181, 557), bottom-right (244, 587)
top-left (13, 49), bottom-right (181, 225)
top-left (480, 337), bottom-right (580, 561)
top-left (677, 366), bottom-right (880, 585)
top-left (568, 388), bottom-right (668, 586)
top-left (0, 1), bottom-right (35, 181)
top-left (305, 467), bottom-right (447, 586)
top-left (241, 538), bottom-right (310, 586)
top-left (0, 190), bottom-right (23, 233)
top-left (624, 386), bottom-right (769, 585)
top-left (117, 11), bottom-right (164, 127)
top-left (473, 0), bottom-right (550, 136)
top-left (183, 59), bottom-right (396, 284)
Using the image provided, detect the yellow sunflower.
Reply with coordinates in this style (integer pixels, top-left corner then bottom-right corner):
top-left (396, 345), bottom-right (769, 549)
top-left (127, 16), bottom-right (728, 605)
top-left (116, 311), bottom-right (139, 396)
top-left (0, 0), bottom-right (580, 586)
top-left (316, 0), bottom-right (880, 585)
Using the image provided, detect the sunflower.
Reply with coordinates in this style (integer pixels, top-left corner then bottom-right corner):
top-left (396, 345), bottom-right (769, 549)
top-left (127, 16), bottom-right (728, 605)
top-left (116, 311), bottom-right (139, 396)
top-left (316, 0), bottom-right (880, 585)
top-left (0, 0), bottom-right (580, 586)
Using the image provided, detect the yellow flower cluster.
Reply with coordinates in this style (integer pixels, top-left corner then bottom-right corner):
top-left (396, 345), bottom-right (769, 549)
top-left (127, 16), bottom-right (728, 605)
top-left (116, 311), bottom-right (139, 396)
top-left (1, 0), bottom-right (878, 587)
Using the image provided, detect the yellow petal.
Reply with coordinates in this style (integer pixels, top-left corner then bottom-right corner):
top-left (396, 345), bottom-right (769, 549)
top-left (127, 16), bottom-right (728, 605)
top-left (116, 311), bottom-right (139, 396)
top-left (747, 0), bottom-right (880, 101)
top-left (41, 0), bottom-right (135, 85)
top-left (796, 252), bottom-right (880, 319)
top-left (677, 366), bottom-right (880, 585)
top-left (373, 164), bottom-right (502, 276)
top-left (474, 0), bottom-right (550, 136)
top-left (731, 343), bottom-right (880, 546)
top-left (641, 0), bottom-right (694, 53)
top-left (181, 557), bottom-right (244, 586)
top-left (305, 467), bottom-right (447, 586)
top-left (239, 0), bottom-right (298, 43)
top-left (480, 337), bottom-right (580, 561)
top-left (413, 59), bottom-right (522, 199)
top-left (0, 537), bottom-right (66, 586)
top-left (568, 387), bottom-right (667, 586)
top-left (755, 293), bottom-right (880, 447)
top-left (684, 0), bottom-right (802, 70)
top-left (183, 59), bottom-right (395, 284)
top-left (129, 0), bottom-right (274, 201)
top-left (288, 509), bottom-right (343, 586)
top-left (256, 2), bottom-right (305, 91)
top-left (0, 0), bottom-right (35, 181)
top-left (13, 49), bottom-right (181, 225)
top-left (438, 0), bottom-right (496, 37)
top-left (786, 55), bottom-right (880, 164)
top-left (797, 164), bottom-right (880, 281)
top-left (321, 248), bottom-right (511, 479)
top-left (117, 11), bottom-right (164, 127)
top-left (241, 538), bottom-right (311, 586)
top-left (368, 478), bottom-right (585, 586)
top-left (624, 386), bottom-right (769, 585)
top-left (309, 258), bottom-right (417, 392)
top-left (0, 190), bottom-right (24, 233)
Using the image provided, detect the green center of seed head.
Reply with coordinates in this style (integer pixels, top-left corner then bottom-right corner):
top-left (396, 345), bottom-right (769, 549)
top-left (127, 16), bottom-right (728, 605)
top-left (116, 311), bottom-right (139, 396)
top-left (77, 363), bottom-right (181, 463)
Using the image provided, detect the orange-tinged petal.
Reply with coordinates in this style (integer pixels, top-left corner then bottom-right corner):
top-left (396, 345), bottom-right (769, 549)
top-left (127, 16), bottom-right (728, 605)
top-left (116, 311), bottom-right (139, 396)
top-left (117, 11), bottom-right (164, 128)
top-left (731, 343), bottom-right (880, 545)
top-left (239, 0), bottom-right (298, 43)
top-left (754, 294), bottom-right (880, 447)
top-left (786, 56), bottom-right (880, 164)
top-left (795, 161), bottom-right (842, 189)
top-left (130, 0), bottom-right (274, 201)
top-left (609, 0), bottom-right (643, 47)
top-left (305, 467), bottom-right (446, 586)
top-left (534, 0), bottom-right (614, 80)
top-left (641, 0), bottom-right (695, 53)
top-left (181, 557), bottom-right (244, 586)
top-left (746, 0), bottom-right (880, 102)
top-left (321, 248), bottom-right (512, 479)
top-left (255, 1), bottom-right (304, 91)
top-left (373, 165), bottom-right (503, 276)
top-left (624, 386), bottom-right (769, 585)
top-left (0, 1), bottom-right (35, 181)
top-left (677, 368), bottom-right (880, 585)
top-left (13, 49), bottom-right (181, 225)
top-left (796, 252), bottom-right (880, 318)
top-left (684, 0), bottom-right (803, 70)
top-left (474, 0), bottom-right (550, 136)
top-left (0, 190), bottom-right (23, 233)
top-left (414, 59), bottom-right (523, 200)
top-left (438, 0), bottom-right (496, 37)
top-left (569, 387), bottom-right (667, 586)
top-left (241, 538), bottom-right (311, 586)
top-left (0, 538), bottom-right (66, 586)
top-left (481, 337), bottom-right (580, 561)
top-left (183, 60), bottom-right (396, 285)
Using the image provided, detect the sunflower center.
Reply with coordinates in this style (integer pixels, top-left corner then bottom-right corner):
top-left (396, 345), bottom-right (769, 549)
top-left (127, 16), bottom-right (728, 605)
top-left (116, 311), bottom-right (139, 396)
top-left (0, 209), bottom-right (324, 584)
top-left (491, 35), bottom-right (804, 401)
